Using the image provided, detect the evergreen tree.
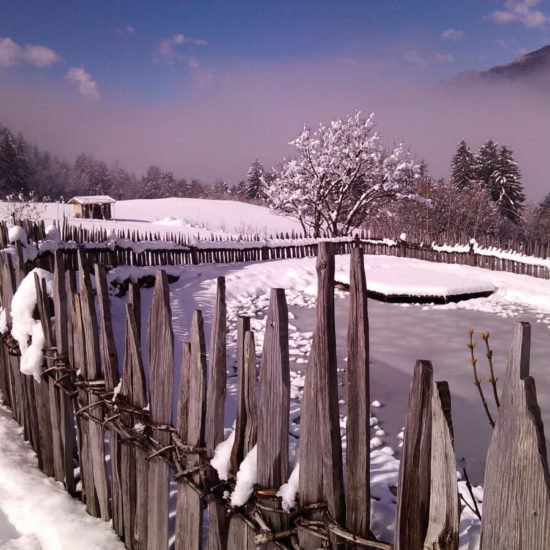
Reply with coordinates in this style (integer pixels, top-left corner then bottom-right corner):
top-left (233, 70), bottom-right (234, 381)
top-left (476, 139), bottom-right (500, 197)
top-left (539, 193), bottom-right (550, 214)
top-left (492, 145), bottom-right (525, 225)
top-left (451, 140), bottom-right (476, 190)
top-left (0, 126), bottom-right (29, 196)
top-left (138, 165), bottom-right (179, 199)
top-left (243, 159), bottom-right (265, 200)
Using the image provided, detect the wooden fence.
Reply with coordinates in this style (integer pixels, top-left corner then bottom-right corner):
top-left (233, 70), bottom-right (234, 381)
top-left (0, 241), bottom-right (549, 548)
top-left (2, 219), bottom-right (550, 280)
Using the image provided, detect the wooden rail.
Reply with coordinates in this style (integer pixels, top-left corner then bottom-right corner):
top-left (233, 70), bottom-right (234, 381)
top-left (0, 242), bottom-right (549, 548)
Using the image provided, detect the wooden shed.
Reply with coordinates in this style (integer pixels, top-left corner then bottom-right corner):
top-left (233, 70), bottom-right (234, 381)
top-left (68, 195), bottom-right (115, 220)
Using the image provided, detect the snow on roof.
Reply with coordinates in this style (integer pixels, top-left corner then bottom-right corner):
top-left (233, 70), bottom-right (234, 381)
top-left (68, 195), bottom-right (116, 205)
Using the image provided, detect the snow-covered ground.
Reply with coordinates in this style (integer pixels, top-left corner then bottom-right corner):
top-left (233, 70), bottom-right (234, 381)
top-left (0, 405), bottom-right (124, 549)
top-left (3, 198), bottom-right (303, 240)
top-left (2, 195), bottom-right (550, 548)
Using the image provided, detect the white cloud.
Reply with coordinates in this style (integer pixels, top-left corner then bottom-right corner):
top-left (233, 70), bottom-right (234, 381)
top-left (158, 33), bottom-right (208, 63)
top-left (403, 50), bottom-right (426, 67)
top-left (23, 44), bottom-right (60, 67)
top-left (435, 52), bottom-right (456, 64)
top-left (441, 28), bottom-right (464, 40)
top-left (66, 67), bottom-right (100, 100)
top-left (489, 0), bottom-right (548, 28)
top-left (0, 37), bottom-right (20, 68)
top-left (0, 36), bottom-right (59, 68)
top-left (116, 25), bottom-right (135, 35)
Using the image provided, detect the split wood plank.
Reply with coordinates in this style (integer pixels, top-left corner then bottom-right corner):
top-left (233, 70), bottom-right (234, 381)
top-left (257, 288), bottom-right (290, 534)
top-left (243, 330), bottom-right (257, 454)
top-left (313, 241), bottom-right (345, 545)
top-left (72, 291), bottom-right (96, 513)
top-left (297, 347), bottom-right (324, 549)
top-left (146, 271), bottom-right (174, 550)
top-left (227, 515), bottom-right (256, 550)
top-left (346, 242), bottom-right (371, 538)
top-left (53, 250), bottom-right (76, 495)
top-left (230, 315), bottom-right (251, 473)
top-left (206, 276), bottom-right (226, 455)
top-left (423, 381), bottom-right (459, 550)
top-left (176, 310), bottom-right (207, 550)
top-left (395, 360), bottom-right (433, 550)
top-left (77, 250), bottom-right (110, 520)
top-left (33, 274), bottom-right (54, 477)
top-left (205, 277), bottom-right (229, 550)
top-left (95, 263), bottom-right (123, 535)
top-left (481, 322), bottom-right (550, 550)
top-left (120, 302), bottom-right (148, 550)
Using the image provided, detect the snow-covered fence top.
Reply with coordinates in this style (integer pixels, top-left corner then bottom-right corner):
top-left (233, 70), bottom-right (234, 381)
top-left (0, 243), bottom-right (548, 549)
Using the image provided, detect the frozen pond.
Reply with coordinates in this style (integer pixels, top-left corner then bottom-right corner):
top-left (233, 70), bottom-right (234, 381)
top-left (290, 297), bottom-right (550, 484)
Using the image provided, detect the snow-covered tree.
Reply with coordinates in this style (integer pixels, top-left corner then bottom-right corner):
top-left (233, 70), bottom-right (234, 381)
top-left (138, 165), bottom-right (173, 199)
top-left (244, 159), bottom-right (265, 200)
top-left (265, 112), bottom-right (421, 237)
top-left (451, 140), bottom-right (476, 190)
top-left (475, 140), bottom-right (500, 196)
top-left (492, 145), bottom-right (525, 225)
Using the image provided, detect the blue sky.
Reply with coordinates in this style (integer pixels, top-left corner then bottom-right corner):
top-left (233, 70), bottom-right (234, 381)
top-left (2, 0), bottom-right (549, 102)
top-left (0, 1), bottom-right (549, 196)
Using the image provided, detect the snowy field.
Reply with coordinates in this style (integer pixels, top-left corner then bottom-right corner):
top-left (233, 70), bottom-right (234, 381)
top-left (2, 199), bottom-right (550, 548)
top-left (1, 198), bottom-right (303, 240)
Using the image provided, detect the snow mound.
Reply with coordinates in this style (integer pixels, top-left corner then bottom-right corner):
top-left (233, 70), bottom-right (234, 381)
top-left (230, 445), bottom-right (257, 507)
top-left (211, 430), bottom-right (235, 481)
top-left (277, 463), bottom-right (300, 511)
top-left (10, 268), bottom-right (53, 381)
top-left (45, 224), bottom-right (60, 241)
top-left (8, 226), bottom-right (27, 244)
top-left (153, 216), bottom-right (186, 227)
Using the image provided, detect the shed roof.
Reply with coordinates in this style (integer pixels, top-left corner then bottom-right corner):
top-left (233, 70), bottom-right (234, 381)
top-left (68, 195), bottom-right (116, 205)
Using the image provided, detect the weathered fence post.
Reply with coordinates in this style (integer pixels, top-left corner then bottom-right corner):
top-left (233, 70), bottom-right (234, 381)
top-left (53, 250), bottom-right (77, 496)
top-left (256, 288), bottom-right (290, 537)
top-left (176, 310), bottom-right (207, 550)
top-left (119, 302), bottom-right (148, 550)
top-left (33, 273), bottom-right (54, 477)
top-left (230, 315), bottom-right (251, 473)
top-left (298, 242), bottom-right (346, 548)
top-left (316, 242), bottom-right (345, 545)
top-left (423, 381), bottom-right (459, 550)
top-left (243, 331), bottom-right (258, 457)
top-left (77, 251), bottom-right (110, 520)
top-left (395, 360), bottom-right (433, 550)
top-left (95, 263), bottom-right (123, 535)
top-left (205, 277), bottom-right (229, 550)
top-left (481, 322), bottom-right (550, 550)
top-left (346, 242), bottom-right (370, 538)
top-left (147, 271), bottom-right (174, 550)
top-left (227, 329), bottom-right (258, 549)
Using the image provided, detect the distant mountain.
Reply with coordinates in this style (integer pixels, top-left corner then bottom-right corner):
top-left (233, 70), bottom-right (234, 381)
top-left (449, 45), bottom-right (550, 90)
top-left (482, 45), bottom-right (550, 83)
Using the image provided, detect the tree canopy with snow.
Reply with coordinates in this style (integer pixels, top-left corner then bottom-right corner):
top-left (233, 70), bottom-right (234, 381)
top-left (451, 140), bottom-right (476, 190)
top-left (492, 145), bottom-right (525, 225)
top-left (265, 112), bottom-right (420, 237)
top-left (237, 159), bottom-right (267, 201)
top-left (454, 139), bottom-right (525, 227)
